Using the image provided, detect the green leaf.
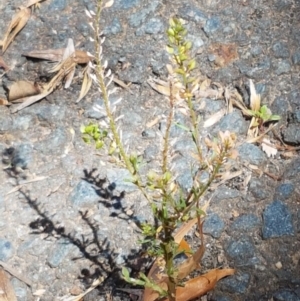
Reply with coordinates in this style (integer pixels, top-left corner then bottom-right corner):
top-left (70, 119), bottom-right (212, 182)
top-left (122, 267), bottom-right (130, 280)
top-left (174, 122), bottom-right (190, 132)
top-left (95, 141), bottom-right (104, 149)
top-left (269, 114), bottom-right (281, 121)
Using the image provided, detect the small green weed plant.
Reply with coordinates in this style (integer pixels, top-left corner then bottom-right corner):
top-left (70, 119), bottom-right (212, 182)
top-left (82, 1), bottom-right (236, 300)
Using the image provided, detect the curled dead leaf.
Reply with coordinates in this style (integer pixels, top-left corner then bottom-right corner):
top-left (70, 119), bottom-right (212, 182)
top-left (0, 97), bottom-right (9, 106)
top-left (9, 81), bottom-right (41, 102)
top-left (1, 7), bottom-right (31, 53)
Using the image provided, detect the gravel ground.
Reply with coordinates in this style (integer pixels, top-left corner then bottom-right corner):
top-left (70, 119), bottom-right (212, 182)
top-left (0, 0), bottom-right (300, 300)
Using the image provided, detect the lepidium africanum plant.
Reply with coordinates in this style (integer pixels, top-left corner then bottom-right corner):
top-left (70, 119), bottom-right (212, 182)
top-left (82, 1), bottom-right (236, 300)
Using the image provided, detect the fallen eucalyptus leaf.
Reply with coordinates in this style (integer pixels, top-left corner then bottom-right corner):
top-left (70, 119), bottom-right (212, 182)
top-left (203, 108), bottom-right (226, 128)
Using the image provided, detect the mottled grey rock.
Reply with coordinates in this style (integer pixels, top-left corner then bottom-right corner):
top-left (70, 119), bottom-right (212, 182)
top-left (251, 45), bottom-right (263, 57)
top-left (143, 144), bottom-right (159, 162)
top-left (118, 54), bottom-right (148, 84)
top-left (237, 143), bottom-right (266, 166)
top-left (11, 278), bottom-right (28, 301)
top-left (271, 96), bottom-right (289, 116)
top-left (214, 186), bottom-right (240, 202)
top-left (12, 114), bottom-right (35, 130)
top-left (0, 108), bottom-right (13, 131)
top-left (104, 18), bottom-right (123, 35)
top-left (48, 0), bottom-right (66, 11)
top-left (225, 236), bottom-right (258, 265)
top-left (48, 240), bottom-right (72, 268)
top-left (284, 158), bottom-right (300, 179)
top-left (275, 183), bottom-right (294, 200)
top-left (275, 59), bottom-right (291, 75)
top-left (35, 103), bottom-right (66, 123)
top-left (114, 0), bottom-right (141, 9)
top-left (69, 180), bottom-right (99, 206)
top-left (203, 213), bottom-right (225, 238)
top-left (107, 168), bottom-right (137, 192)
top-left (298, 210), bottom-right (300, 233)
top-left (273, 289), bottom-right (300, 301)
top-left (282, 124), bottom-right (300, 144)
top-left (214, 111), bottom-right (248, 135)
top-left (288, 90), bottom-right (300, 107)
top-left (292, 49), bottom-right (300, 65)
top-left (262, 200), bottom-right (294, 239)
top-left (212, 295), bottom-right (233, 301)
top-left (203, 16), bottom-right (220, 35)
top-left (248, 178), bottom-right (271, 201)
top-left (0, 239), bottom-right (13, 261)
top-left (35, 126), bottom-right (69, 156)
top-left (272, 41), bottom-right (290, 58)
top-left (179, 5), bottom-right (207, 23)
top-left (230, 214), bottom-right (261, 232)
top-left (136, 17), bottom-right (164, 35)
top-left (219, 272), bottom-right (250, 294)
top-left (11, 143), bottom-right (33, 170)
top-left (128, 1), bottom-right (161, 27)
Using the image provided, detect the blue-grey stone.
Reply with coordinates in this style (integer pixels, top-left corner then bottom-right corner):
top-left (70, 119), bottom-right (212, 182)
top-left (48, 0), bottom-right (66, 11)
top-left (251, 45), bottom-right (263, 57)
top-left (35, 127), bottom-right (69, 156)
top-left (0, 109), bottom-right (13, 131)
top-left (107, 168), bottom-right (137, 193)
top-left (237, 143), bottom-right (266, 166)
top-left (275, 59), bottom-right (291, 75)
top-left (230, 214), bottom-right (261, 232)
top-left (248, 178), bottom-right (271, 201)
top-left (144, 18), bottom-right (164, 35)
top-left (128, 1), bottom-right (160, 27)
top-left (204, 17), bottom-right (221, 35)
top-left (219, 272), bottom-right (250, 294)
top-left (214, 186), bottom-right (240, 202)
top-left (283, 124), bottom-right (300, 144)
top-left (136, 18), bottom-right (164, 36)
top-left (275, 183), bottom-right (294, 200)
top-left (11, 144), bottom-right (33, 170)
top-left (114, 0), bottom-right (140, 9)
top-left (225, 236), bottom-right (258, 265)
top-left (141, 129), bottom-right (156, 139)
top-left (0, 239), bottom-right (13, 261)
top-left (179, 5), bottom-right (207, 23)
top-left (69, 180), bottom-right (99, 206)
top-left (48, 240), bottom-right (72, 268)
top-left (104, 18), bottom-right (123, 35)
top-left (12, 114), bottom-right (35, 130)
top-left (273, 289), bottom-right (300, 301)
top-left (292, 49), bottom-right (300, 65)
top-left (143, 144), bottom-right (159, 162)
top-left (35, 103), bottom-right (66, 123)
top-left (203, 213), bottom-right (225, 238)
top-left (272, 42), bottom-right (290, 58)
top-left (271, 96), bottom-right (289, 116)
top-left (214, 111), bottom-right (248, 135)
top-left (212, 294), bottom-right (233, 301)
top-left (11, 278), bottom-right (27, 301)
top-left (297, 210), bottom-right (300, 232)
top-left (262, 200), bottom-right (294, 239)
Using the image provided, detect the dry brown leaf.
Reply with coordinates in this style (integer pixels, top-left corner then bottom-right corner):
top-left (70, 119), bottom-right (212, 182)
top-left (1, 7), bottom-right (31, 53)
top-left (11, 86), bottom-right (54, 113)
top-left (203, 108), bottom-right (226, 128)
top-left (23, 48), bottom-right (92, 64)
top-left (174, 268), bottom-right (235, 301)
top-left (0, 268), bottom-right (17, 301)
top-left (76, 65), bottom-right (92, 103)
top-left (0, 57), bottom-right (10, 71)
top-left (8, 80), bottom-right (41, 102)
